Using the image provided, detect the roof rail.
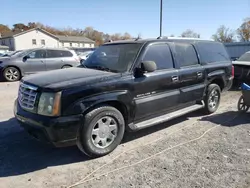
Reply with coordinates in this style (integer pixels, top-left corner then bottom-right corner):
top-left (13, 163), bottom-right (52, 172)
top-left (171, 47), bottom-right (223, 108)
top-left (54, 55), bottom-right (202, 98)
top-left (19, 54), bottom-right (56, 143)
top-left (167, 37), bottom-right (214, 41)
top-left (157, 36), bottom-right (167, 39)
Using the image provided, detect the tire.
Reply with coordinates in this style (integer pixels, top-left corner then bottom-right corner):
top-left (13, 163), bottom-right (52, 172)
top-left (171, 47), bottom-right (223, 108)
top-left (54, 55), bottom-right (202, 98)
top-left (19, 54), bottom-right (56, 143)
top-left (77, 105), bottom-right (125, 158)
top-left (237, 95), bottom-right (249, 112)
top-left (62, 65), bottom-right (72, 69)
top-left (204, 84), bottom-right (221, 114)
top-left (3, 67), bottom-right (21, 82)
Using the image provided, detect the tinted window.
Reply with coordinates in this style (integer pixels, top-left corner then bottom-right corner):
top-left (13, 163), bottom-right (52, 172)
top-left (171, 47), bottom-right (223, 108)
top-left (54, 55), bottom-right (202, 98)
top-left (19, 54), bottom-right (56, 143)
top-left (46, 50), bottom-right (72, 58)
top-left (196, 42), bottom-right (230, 63)
top-left (47, 50), bottom-right (61, 58)
top-left (142, 44), bottom-right (173, 70)
top-left (28, 50), bottom-right (46, 59)
top-left (173, 43), bottom-right (198, 67)
top-left (62, 50), bottom-right (73, 57)
top-left (238, 52), bottom-right (250, 61)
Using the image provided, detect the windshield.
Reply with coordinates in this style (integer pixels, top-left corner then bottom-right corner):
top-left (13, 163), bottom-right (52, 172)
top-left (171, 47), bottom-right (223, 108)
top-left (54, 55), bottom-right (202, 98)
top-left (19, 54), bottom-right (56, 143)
top-left (84, 43), bottom-right (142, 73)
top-left (238, 52), bottom-right (250, 61)
top-left (16, 49), bottom-right (35, 57)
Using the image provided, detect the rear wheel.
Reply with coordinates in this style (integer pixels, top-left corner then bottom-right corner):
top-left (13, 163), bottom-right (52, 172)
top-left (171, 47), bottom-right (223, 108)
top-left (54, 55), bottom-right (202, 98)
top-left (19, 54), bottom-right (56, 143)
top-left (237, 95), bottom-right (249, 112)
top-left (77, 105), bottom-right (125, 158)
top-left (204, 84), bottom-right (221, 114)
top-left (3, 67), bottom-right (21, 82)
top-left (62, 65), bottom-right (72, 69)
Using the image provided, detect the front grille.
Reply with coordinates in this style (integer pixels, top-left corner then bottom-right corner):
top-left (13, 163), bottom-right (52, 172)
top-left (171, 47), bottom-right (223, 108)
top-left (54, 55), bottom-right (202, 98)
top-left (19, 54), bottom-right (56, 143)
top-left (18, 83), bottom-right (38, 110)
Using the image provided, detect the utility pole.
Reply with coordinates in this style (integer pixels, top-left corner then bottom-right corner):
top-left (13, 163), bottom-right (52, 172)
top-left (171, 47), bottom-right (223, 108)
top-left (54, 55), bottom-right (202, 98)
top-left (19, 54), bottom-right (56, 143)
top-left (160, 0), bottom-right (163, 37)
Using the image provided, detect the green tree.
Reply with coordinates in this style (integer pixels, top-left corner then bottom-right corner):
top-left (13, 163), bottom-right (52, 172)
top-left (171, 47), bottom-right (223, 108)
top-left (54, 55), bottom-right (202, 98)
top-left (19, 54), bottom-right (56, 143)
top-left (181, 29), bottom-right (200, 38)
top-left (12, 23), bottom-right (29, 32)
top-left (0, 24), bottom-right (11, 35)
top-left (212, 25), bottom-right (235, 42)
top-left (237, 17), bottom-right (250, 42)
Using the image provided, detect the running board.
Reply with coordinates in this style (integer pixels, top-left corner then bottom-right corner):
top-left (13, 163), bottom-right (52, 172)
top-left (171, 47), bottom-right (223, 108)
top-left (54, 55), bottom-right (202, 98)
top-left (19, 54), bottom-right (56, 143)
top-left (129, 103), bottom-right (204, 131)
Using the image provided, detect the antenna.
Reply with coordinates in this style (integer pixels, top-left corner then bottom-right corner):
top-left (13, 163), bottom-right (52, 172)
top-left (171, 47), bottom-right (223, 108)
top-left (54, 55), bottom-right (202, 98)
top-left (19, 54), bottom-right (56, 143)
top-left (135, 34), bottom-right (141, 41)
top-left (159, 0), bottom-right (163, 37)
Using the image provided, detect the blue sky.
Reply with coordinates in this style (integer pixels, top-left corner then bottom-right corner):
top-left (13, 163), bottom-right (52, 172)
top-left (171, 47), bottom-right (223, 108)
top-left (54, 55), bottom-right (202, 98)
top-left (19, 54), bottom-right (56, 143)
top-left (2, 0), bottom-right (250, 39)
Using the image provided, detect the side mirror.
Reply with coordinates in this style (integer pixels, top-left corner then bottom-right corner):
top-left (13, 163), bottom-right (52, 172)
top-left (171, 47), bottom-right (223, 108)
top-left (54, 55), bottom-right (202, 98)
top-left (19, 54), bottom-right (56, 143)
top-left (23, 55), bottom-right (30, 62)
top-left (141, 61), bottom-right (157, 73)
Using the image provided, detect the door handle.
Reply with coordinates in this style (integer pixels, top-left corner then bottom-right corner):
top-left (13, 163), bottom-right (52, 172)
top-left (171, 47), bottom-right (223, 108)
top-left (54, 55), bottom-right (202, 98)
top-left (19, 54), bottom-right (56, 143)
top-left (171, 75), bottom-right (179, 82)
top-left (197, 72), bottom-right (202, 77)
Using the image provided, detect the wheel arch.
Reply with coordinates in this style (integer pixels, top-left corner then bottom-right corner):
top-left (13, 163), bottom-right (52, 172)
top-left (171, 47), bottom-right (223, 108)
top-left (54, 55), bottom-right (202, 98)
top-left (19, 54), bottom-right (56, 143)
top-left (82, 100), bottom-right (129, 126)
top-left (208, 77), bottom-right (225, 91)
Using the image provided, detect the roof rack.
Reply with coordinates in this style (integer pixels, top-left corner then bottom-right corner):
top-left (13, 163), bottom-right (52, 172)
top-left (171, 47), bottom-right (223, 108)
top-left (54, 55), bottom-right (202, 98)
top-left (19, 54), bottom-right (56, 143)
top-left (166, 37), bottom-right (214, 41)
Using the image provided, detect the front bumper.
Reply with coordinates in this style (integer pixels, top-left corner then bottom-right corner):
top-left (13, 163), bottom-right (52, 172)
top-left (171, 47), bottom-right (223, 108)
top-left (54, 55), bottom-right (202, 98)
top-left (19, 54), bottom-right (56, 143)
top-left (14, 99), bottom-right (83, 147)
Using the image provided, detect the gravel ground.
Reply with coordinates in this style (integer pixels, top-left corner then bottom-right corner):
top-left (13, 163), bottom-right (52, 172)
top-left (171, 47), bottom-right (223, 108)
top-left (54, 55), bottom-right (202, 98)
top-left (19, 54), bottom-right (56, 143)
top-left (0, 82), bottom-right (250, 188)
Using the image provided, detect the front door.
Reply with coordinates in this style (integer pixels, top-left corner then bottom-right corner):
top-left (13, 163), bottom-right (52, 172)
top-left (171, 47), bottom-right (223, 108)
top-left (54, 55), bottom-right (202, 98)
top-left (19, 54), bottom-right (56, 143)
top-left (133, 43), bottom-right (181, 122)
top-left (170, 42), bottom-right (206, 104)
top-left (24, 49), bottom-right (46, 74)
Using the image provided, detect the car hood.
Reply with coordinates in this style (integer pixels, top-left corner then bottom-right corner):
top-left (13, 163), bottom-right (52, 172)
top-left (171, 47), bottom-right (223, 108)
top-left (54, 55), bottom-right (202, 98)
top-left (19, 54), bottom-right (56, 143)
top-left (232, 60), bottom-right (250, 66)
top-left (22, 67), bottom-right (119, 91)
top-left (0, 56), bottom-right (11, 60)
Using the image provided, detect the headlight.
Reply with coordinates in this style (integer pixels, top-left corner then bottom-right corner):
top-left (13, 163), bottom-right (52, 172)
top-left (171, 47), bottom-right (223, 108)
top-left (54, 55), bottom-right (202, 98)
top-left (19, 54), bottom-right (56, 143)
top-left (38, 92), bottom-right (61, 116)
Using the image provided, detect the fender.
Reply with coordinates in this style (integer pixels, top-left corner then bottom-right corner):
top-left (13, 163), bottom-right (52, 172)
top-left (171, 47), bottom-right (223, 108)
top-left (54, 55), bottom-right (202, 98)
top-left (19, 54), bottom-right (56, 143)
top-left (207, 69), bottom-right (225, 78)
top-left (63, 90), bottom-right (135, 119)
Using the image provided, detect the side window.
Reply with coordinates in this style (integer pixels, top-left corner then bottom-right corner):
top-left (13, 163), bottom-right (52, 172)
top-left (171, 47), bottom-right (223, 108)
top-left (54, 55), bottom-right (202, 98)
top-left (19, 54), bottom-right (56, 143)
top-left (62, 50), bottom-right (73, 57)
top-left (28, 50), bottom-right (46, 59)
top-left (142, 44), bottom-right (174, 70)
top-left (47, 50), bottom-right (62, 58)
top-left (196, 42), bottom-right (230, 63)
top-left (173, 43), bottom-right (199, 67)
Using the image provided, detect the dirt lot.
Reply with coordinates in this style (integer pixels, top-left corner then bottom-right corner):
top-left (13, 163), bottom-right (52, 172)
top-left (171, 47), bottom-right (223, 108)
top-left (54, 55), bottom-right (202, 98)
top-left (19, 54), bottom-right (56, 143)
top-left (1, 82), bottom-right (250, 188)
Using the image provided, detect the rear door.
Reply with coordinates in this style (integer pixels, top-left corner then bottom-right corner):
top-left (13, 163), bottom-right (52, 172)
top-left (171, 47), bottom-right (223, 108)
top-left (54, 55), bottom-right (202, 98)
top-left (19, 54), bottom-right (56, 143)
top-left (24, 49), bottom-right (46, 74)
top-left (133, 43), bottom-right (181, 122)
top-left (170, 42), bottom-right (206, 103)
top-left (45, 50), bottom-right (65, 71)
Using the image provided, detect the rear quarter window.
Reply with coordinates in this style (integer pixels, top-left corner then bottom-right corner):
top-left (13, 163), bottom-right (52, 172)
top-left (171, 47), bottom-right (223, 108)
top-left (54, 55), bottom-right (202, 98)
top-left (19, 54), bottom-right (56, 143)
top-left (196, 42), bottom-right (230, 64)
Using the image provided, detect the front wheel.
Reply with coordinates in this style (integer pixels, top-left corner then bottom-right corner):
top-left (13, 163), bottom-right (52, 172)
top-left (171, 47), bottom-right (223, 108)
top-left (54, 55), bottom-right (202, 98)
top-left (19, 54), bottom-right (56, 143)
top-left (3, 67), bottom-right (21, 82)
top-left (204, 84), bottom-right (221, 114)
top-left (77, 105), bottom-right (125, 158)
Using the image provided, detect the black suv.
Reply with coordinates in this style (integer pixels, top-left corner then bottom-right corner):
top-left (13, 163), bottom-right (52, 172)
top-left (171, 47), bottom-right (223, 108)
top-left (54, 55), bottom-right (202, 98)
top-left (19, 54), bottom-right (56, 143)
top-left (14, 38), bottom-right (234, 157)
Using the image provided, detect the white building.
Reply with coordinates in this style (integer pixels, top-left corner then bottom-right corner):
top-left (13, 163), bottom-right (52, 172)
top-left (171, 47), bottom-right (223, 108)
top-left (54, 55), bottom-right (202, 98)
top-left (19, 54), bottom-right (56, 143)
top-left (0, 28), bottom-right (95, 51)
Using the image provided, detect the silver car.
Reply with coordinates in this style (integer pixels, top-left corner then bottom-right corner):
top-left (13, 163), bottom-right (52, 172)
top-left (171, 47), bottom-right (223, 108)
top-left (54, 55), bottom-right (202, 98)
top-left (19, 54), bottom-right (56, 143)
top-left (0, 47), bottom-right (80, 82)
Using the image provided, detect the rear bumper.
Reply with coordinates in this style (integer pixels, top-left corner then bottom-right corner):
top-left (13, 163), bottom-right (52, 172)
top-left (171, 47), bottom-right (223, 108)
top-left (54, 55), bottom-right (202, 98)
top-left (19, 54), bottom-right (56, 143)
top-left (234, 65), bottom-right (250, 81)
top-left (14, 99), bottom-right (83, 147)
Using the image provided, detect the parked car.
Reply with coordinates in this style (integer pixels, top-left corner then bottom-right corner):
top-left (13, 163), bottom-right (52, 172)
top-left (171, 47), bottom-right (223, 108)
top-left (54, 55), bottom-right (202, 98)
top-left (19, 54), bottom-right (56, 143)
top-left (78, 51), bottom-right (94, 65)
top-left (232, 51), bottom-right (250, 84)
top-left (0, 47), bottom-right (80, 82)
top-left (78, 50), bottom-right (93, 60)
top-left (1, 50), bottom-right (23, 57)
top-left (14, 37), bottom-right (233, 158)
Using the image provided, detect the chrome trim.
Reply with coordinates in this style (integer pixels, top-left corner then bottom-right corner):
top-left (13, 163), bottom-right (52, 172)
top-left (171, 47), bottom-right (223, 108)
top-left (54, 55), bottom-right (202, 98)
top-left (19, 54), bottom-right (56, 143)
top-left (18, 83), bottom-right (38, 110)
top-left (21, 83), bottom-right (38, 91)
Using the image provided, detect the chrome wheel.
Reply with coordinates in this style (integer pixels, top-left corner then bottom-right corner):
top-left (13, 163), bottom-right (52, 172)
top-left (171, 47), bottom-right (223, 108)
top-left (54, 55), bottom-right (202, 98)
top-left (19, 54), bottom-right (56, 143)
top-left (4, 67), bottom-right (20, 81)
top-left (208, 89), bottom-right (219, 109)
top-left (91, 116), bottom-right (118, 149)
